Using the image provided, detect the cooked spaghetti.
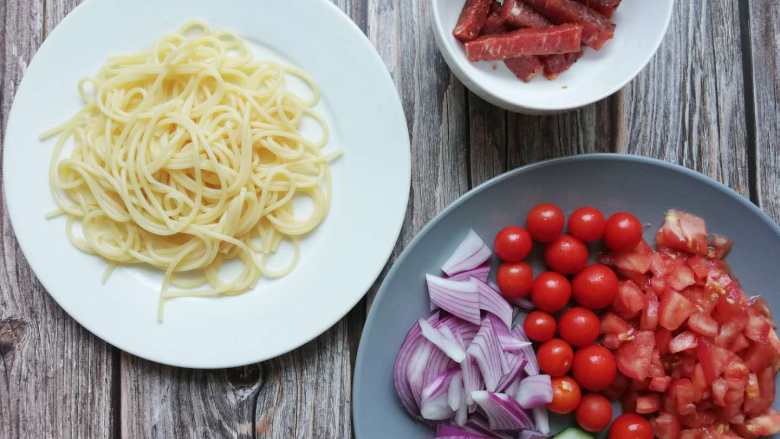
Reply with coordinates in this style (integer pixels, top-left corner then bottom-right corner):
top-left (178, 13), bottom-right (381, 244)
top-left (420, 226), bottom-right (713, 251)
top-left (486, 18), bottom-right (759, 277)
top-left (41, 21), bottom-right (338, 320)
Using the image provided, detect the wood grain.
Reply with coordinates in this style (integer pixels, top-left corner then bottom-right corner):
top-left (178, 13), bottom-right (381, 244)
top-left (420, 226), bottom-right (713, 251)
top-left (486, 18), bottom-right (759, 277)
top-left (0, 1), bottom-right (117, 438)
top-left (746, 1), bottom-right (780, 221)
top-left (617, 0), bottom-right (750, 194)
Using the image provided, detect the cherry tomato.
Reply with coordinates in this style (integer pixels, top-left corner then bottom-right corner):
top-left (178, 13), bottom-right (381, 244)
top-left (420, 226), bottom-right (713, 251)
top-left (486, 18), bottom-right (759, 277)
top-left (572, 345), bottom-right (617, 391)
top-left (604, 212), bottom-right (643, 251)
top-left (537, 338), bottom-right (574, 377)
top-left (544, 235), bottom-right (589, 275)
top-left (523, 311), bottom-right (557, 342)
top-left (608, 413), bottom-right (653, 439)
top-left (572, 264), bottom-right (618, 310)
top-left (547, 376), bottom-right (582, 414)
top-left (576, 394), bottom-right (613, 433)
top-left (496, 262), bottom-right (533, 300)
top-left (494, 226), bottom-right (533, 262)
top-left (527, 203), bottom-right (565, 243)
top-left (531, 272), bottom-right (571, 313)
top-left (559, 307), bottom-right (600, 347)
top-left (568, 206), bottom-right (606, 242)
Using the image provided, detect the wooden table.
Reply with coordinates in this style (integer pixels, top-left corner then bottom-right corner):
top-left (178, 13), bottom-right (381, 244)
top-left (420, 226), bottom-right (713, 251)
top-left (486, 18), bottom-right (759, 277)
top-left (1, 0), bottom-right (778, 437)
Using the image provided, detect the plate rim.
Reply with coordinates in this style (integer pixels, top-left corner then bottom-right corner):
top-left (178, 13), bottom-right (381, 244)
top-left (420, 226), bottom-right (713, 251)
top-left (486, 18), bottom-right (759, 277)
top-left (352, 153), bottom-right (780, 436)
top-left (2, 0), bottom-right (411, 368)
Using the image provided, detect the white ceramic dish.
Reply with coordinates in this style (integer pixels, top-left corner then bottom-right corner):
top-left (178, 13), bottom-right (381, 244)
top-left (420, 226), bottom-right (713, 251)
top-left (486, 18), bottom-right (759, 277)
top-left (3, 0), bottom-right (410, 368)
top-left (431, 0), bottom-right (674, 113)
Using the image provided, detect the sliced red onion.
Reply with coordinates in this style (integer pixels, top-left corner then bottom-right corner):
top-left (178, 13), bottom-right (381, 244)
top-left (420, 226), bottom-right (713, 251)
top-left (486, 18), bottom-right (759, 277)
top-left (436, 424), bottom-right (488, 438)
top-left (514, 375), bottom-right (553, 409)
top-left (393, 321), bottom-right (423, 417)
top-left (448, 263), bottom-right (491, 283)
top-left (407, 340), bottom-right (435, 407)
top-left (520, 431), bottom-right (549, 439)
top-left (465, 417), bottom-right (515, 439)
top-left (533, 408), bottom-right (550, 435)
top-left (420, 318), bottom-right (467, 363)
top-left (424, 344), bottom-right (456, 393)
top-left (467, 317), bottom-right (503, 391)
top-left (442, 230), bottom-right (492, 276)
top-left (455, 396), bottom-right (468, 426)
top-left (435, 315), bottom-right (479, 349)
top-left (427, 275), bottom-right (481, 325)
top-left (505, 379), bottom-right (521, 397)
top-left (471, 391), bottom-right (535, 431)
top-left (513, 298), bottom-right (535, 310)
top-left (448, 371), bottom-right (464, 411)
top-left (461, 354), bottom-right (483, 406)
top-left (421, 369), bottom-right (458, 421)
top-left (512, 326), bottom-right (539, 375)
top-left (473, 277), bottom-right (514, 332)
top-left (496, 354), bottom-right (528, 393)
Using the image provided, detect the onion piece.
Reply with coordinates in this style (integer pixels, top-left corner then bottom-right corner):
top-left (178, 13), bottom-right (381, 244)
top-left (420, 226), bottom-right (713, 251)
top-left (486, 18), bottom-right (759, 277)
top-left (473, 277), bottom-right (513, 329)
top-left (512, 326), bottom-right (540, 375)
top-left (514, 375), bottom-right (553, 409)
top-left (468, 317), bottom-right (504, 391)
top-left (533, 408), bottom-right (550, 435)
top-left (421, 369), bottom-right (458, 421)
top-left (420, 318), bottom-right (467, 363)
top-left (496, 354), bottom-right (528, 393)
top-left (427, 275), bottom-right (481, 325)
top-left (461, 354), bottom-right (483, 406)
top-left (442, 229), bottom-right (492, 276)
top-left (520, 431), bottom-right (549, 439)
top-left (435, 424), bottom-right (488, 438)
top-left (448, 371), bottom-right (464, 411)
top-left (393, 322), bottom-right (424, 416)
top-left (471, 391), bottom-right (535, 431)
top-left (407, 340), bottom-right (435, 407)
top-left (423, 343), bottom-right (456, 395)
top-left (448, 263), bottom-right (491, 283)
top-left (465, 417), bottom-right (515, 439)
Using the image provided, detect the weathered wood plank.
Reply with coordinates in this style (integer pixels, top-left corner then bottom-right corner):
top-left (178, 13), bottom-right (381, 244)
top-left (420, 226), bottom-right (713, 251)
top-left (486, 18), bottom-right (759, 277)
top-left (0, 1), bottom-right (117, 438)
top-left (617, 0), bottom-right (750, 194)
top-left (746, 1), bottom-right (780, 221)
top-left (469, 93), bottom-right (507, 186)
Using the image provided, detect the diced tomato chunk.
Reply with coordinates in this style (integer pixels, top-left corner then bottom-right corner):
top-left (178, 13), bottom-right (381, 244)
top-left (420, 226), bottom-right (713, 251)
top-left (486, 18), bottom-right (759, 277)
top-left (707, 233), bottom-right (733, 259)
top-left (712, 378), bottom-right (728, 406)
top-left (745, 411), bottom-right (780, 436)
top-left (745, 308), bottom-right (771, 344)
top-left (641, 292), bottom-right (659, 330)
top-left (617, 330), bottom-right (655, 381)
top-left (613, 280), bottom-right (646, 319)
top-left (601, 312), bottom-right (634, 336)
top-left (600, 239), bottom-right (653, 275)
top-left (669, 378), bottom-right (700, 416)
top-left (636, 394), bottom-right (661, 414)
top-left (659, 290), bottom-right (694, 331)
top-left (655, 329), bottom-right (672, 356)
top-left (731, 333), bottom-right (750, 352)
top-left (656, 209), bottom-right (709, 255)
top-left (669, 331), bottom-right (698, 354)
top-left (743, 341), bottom-right (780, 373)
top-left (744, 367), bottom-right (775, 417)
top-left (697, 339), bottom-right (734, 384)
top-left (602, 333), bottom-right (622, 350)
top-left (653, 413), bottom-right (681, 439)
top-left (687, 312), bottom-right (718, 338)
top-left (650, 376), bottom-right (672, 392)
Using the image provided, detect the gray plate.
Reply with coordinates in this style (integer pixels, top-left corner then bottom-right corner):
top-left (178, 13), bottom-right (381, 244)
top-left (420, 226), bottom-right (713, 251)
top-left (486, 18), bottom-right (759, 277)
top-left (353, 154), bottom-right (780, 438)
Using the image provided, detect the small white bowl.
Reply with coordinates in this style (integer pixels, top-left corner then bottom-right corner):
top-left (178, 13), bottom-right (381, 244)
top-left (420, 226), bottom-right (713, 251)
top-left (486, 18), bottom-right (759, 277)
top-left (431, 0), bottom-right (674, 114)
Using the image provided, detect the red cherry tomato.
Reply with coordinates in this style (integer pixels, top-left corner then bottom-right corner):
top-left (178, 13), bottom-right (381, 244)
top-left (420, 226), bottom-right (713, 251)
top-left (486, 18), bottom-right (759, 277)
top-left (547, 376), bottom-right (582, 414)
top-left (572, 345), bottom-right (617, 391)
top-left (523, 311), bottom-right (557, 342)
top-left (494, 226), bottom-right (533, 262)
top-left (559, 307), bottom-right (600, 347)
top-left (527, 203), bottom-right (565, 243)
top-left (531, 272), bottom-right (572, 313)
top-left (608, 414), bottom-right (653, 439)
top-left (537, 338), bottom-right (574, 377)
top-left (572, 264), bottom-right (619, 310)
top-left (496, 262), bottom-right (533, 300)
top-left (544, 235), bottom-right (589, 275)
top-left (604, 212), bottom-right (643, 251)
top-left (568, 206), bottom-right (606, 242)
top-left (576, 394), bottom-right (613, 433)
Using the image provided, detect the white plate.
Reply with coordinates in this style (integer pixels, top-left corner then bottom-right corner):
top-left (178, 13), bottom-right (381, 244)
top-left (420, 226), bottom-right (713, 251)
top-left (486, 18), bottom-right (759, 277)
top-left (3, 0), bottom-right (410, 368)
top-left (431, 0), bottom-right (674, 113)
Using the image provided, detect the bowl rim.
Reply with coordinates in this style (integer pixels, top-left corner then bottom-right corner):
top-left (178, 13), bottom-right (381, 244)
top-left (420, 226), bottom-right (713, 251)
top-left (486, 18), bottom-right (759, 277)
top-left (430, 0), bottom-right (675, 113)
top-left (352, 153), bottom-right (780, 437)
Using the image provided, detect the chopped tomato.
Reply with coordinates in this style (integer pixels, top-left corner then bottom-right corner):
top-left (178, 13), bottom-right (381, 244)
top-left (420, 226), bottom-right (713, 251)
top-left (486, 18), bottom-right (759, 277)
top-left (636, 394), bottom-right (661, 414)
top-left (744, 367), bottom-right (775, 417)
top-left (600, 239), bottom-right (653, 275)
top-left (656, 209), bottom-right (709, 255)
top-left (601, 312), bottom-right (634, 336)
top-left (640, 292), bottom-right (659, 330)
top-left (745, 411), bottom-right (780, 436)
top-left (743, 341), bottom-right (779, 373)
top-left (650, 376), bottom-right (672, 392)
top-left (687, 312), bottom-right (718, 338)
top-left (616, 330), bottom-right (655, 381)
top-left (659, 290), bottom-right (695, 331)
top-left (715, 319), bottom-right (747, 348)
top-left (745, 308), bottom-right (771, 344)
top-left (668, 378), bottom-right (700, 416)
top-left (613, 280), bottom-right (645, 319)
top-left (680, 286), bottom-right (717, 314)
top-left (697, 340), bottom-right (734, 384)
top-left (652, 413), bottom-right (681, 439)
top-left (669, 331), bottom-right (698, 354)
top-left (731, 333), bottom-right (750, 352)
top-left (707, 233), bottom-right (733, 259)
top-left (712, 378), bottom-right (728, 406)
top-left (666, 260), bottom-right (696, 291)
top-left (655, 329), bottom-right (672, 356)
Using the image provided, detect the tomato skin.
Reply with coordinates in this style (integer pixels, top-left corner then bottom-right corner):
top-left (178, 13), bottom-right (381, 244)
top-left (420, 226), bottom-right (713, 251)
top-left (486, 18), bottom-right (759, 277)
top-left (572, 264), bottom-right (619, 310)
top-left (496, 262), bottom-right (534, 300)
top-left (608, 413), bottom-right (653, 439)
top-left (548, 376), bottom-right (582, 414)
top-left (537, 338), bottom-right (574, 377)
top-left (604, 212), bottom-right (643, 252)
top-left (531, 272), bottom-right (572, 313)
top-left (572, 345), bottom-right (617, 391)
top-left (545, 235), bottom-right (589, 275)
top-left (527, 203), bottom-right (565, 243)
top-left (568, 206), bottom-right (606, 242)
top-left (576, 394), bottom-right (613, 432)
top-left (523, 311), bottom-right (557, 342)
top-left (494, 226), bottom-right (533, 262)
top-left (559, 307), bottom-right (600, 347)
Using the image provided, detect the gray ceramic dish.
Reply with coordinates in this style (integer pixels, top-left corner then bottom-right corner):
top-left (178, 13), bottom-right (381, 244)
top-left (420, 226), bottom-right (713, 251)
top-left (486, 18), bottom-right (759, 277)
top-left (353, 154), bottom-right (780, 438)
